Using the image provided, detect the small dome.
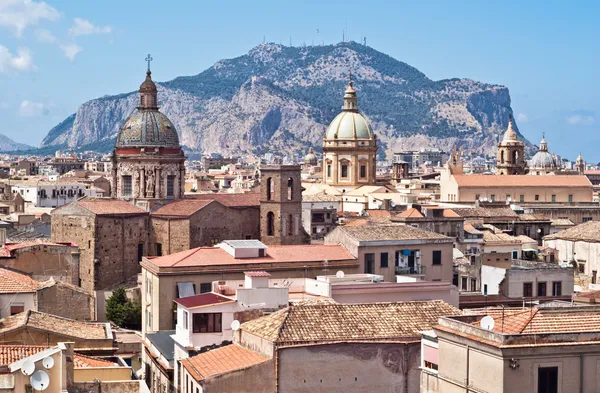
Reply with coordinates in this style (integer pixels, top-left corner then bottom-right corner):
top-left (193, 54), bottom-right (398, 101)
top-left (139, 71), bottom-right (157, 93)
top-left (530, 150), bottom-right (557, 169)
top-left (326, 111), bottom-right (373, 140)
top-left (501, 114), bottom-right (520, 143)
top-left (116, 110), bottom-right (180, 148)
top-left (304, 147), bottom-right (317, 164)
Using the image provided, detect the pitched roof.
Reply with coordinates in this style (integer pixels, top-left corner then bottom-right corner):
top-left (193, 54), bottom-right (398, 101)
top-left (397, 208), bottom-right (424, 218)
top-left (0, 345), bottom-right (48, 366)
top-left (181, 344), bottom-right (268, 382)
top-left (365, 209), bottom-right (392, 218)
top-left (145, 244), bottom-right (355, 269)
top-left (551, 218), bottom-right (575, 227)
top-left (77, 198), bottom-right (147, 215)
top-left (336, 224), bottom-right (451, 242)
top-left (302, 193), bottom-right (340, 203)
top-left (174, 293), bottom-right (235, 309)
top-left (0, 310), bottom-right (108, 340)
top-left (452, 207), bottom-right (518, 219)
top-left (151, 199), bottom-right (214, 217)
top-left (453, 174), bottom-right (592, 187)
top-left (241, 300), bottom-right (460, 344)
top-left (482, 231), bottom-right (521, 244)
top-left (0, 268), bottom-right (39, 293)
top-left (544, 221), bottom-right (600, 243)
top-left (73, 353), bottom-right (117, 368)
top-left (186, 193), bottom-right (260, 207)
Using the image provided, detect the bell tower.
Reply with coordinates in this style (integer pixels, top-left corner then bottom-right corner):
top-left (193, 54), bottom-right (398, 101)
top-left (259, 165), bottom-right (310, 245)
top-left (496, 114), bottom-right (526, 175)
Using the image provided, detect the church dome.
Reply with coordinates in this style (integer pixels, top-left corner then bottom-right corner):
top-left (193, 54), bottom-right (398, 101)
top-left (115, 61), bottom-right (180, 149)
top-left (304, 147), bottom-right (317, 164)
top-left (116, 110), bottom-right (180, 148)
top-left (325, 81), bottom-right (374, 140)
top-left (530, 135), bottom-right (557, 169)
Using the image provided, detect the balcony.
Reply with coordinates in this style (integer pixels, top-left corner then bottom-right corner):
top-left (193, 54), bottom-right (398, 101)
top-left (395, 265), bottom-right (426, 276)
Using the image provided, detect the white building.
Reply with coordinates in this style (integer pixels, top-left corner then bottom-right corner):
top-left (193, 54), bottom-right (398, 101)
top-left (10, 180), bottom-right (104, 208)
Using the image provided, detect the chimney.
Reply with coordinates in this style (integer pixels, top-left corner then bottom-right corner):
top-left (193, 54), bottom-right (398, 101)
top-left (244, 271), bottom-right (271, 289)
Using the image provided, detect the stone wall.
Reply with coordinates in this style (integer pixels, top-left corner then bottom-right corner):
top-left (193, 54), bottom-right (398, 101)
top-left (0, 328), bottom-right (113, 352)
top-left (37, 282), bottom-right (95, 321)
top-left (203, 359), bottom-right (275, 393)
top-left (74, 380), bottom-right (147, 393)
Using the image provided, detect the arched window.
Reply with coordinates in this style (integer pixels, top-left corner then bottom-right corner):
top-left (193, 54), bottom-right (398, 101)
top-left (141, 96), bottom-right (145, 106)
top-left (513, 150), bottom-right (519, 163)
top-left (287, 177), bottom-right (293, 201)
top-left (267, 212), bottom-right (275, 236)
top-left (288, 214), bottom-right (293, 236)
top-left (266, 178), bottom-right (273, 201)
top-left (500, 150), bottom-right (505, 164)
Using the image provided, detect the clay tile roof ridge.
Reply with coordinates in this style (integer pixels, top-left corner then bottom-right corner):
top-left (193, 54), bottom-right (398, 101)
top-left (171, 247), bottom-right (208, 268)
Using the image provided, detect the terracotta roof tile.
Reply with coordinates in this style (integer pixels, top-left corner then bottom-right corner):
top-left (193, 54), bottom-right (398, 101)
top-left (454, 174), bottom-right (592, 187)
top-left (145, 245), bottom-right (355, 269)
top-left (73, 353), bottom-right (117, 368)
top-left (173, 293), bottom-right (235, 309)
top-left (0, 268), bottom-right (39, 293)
top-left (0, 310), bottom-right (108, 340)
top-left (241, 300), bottom-right (460, 344)
top-left (366, 210), bottom-right (392, 218)
top-left (337, 224), bottom-right (451, 242)
top-left (76, 198), bottom-right (147, 215)
top-left (397, 208), bottom-right (424, 218)
top-left (0, 345), bottom-right (48, 366)
top-left (545, 221), bottom-right (600, 243)
top-left (186, 193), bottom-right (260, 207)
top-left (181, 344), bottom-right (268, 381)
top-left (151, 199), bottom-right (214, 217)
top-left (244, 271), bottom-right (271, 277)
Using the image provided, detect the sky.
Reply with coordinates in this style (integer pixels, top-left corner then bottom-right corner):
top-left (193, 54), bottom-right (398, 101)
top-left (0, 0), bottom-right (599, 161)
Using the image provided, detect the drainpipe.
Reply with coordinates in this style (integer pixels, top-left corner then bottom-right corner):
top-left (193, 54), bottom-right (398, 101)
top-left (580, 352), bottom-right (584, 393)
top-left (465, 344), bottom-right (470, 392)
top-left (275, 347), bottom-right (279, 393)
top-left (404, 343), bottom-right (409, 393)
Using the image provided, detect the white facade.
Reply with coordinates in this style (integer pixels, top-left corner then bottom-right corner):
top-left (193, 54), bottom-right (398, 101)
top-left (0, 292), bottom-right (35, 318)
top-left (544, 238), bottom-right (600, 276)
top-left (11, 182), bottom-right (104, 208)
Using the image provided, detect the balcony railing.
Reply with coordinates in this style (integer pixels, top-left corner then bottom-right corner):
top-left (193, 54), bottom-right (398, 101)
top-left (395, 265), bottom-right (426, 276)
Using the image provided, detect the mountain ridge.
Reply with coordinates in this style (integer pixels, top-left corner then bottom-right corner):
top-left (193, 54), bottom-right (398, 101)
top-left (41, 41), bottom-right (530, 157)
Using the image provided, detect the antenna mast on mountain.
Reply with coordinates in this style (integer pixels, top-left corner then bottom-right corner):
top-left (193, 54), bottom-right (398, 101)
top-left (289, 36), bottom-right (292, 46)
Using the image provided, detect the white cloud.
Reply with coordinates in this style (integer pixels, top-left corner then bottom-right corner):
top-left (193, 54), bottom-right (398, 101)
top-left (68, 17), bottom-right (111, 37)
top-left (34, 28), bottom-right (56, 43)
top-left (567, 114), bottom-right (595, 126)
top-left (18, 100), bottom-right (47, 116)
top-left (516, 113), bottom-right (528, 122)
top-left (60, 43), bottom-right (82, 61)
top-left (0, 45), bottom-right (34, 72)
top-left (0, 0), bottom-right (60, 36)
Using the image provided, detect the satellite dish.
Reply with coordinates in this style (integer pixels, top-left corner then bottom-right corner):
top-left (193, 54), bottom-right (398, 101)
top-left (21, 359), bottom-right (35, 376)
top-left (390, 201), bottom-right (396, 208)
top-left (231, 320), bottom-right (240, 331)
top-left (336, 270), bottom-right (345, 278)
top-left (42, 356), bottom-right (54, 369)
top-left (480, 315), bottom-right (495, 331)
top-left (30, 370), bottom-right (50, 391)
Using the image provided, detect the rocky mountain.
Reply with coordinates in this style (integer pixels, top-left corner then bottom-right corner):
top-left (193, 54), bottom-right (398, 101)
top-left (41, 41), bottom-right (530, 158)
top-left (0, 133), bottom-right (34, 152)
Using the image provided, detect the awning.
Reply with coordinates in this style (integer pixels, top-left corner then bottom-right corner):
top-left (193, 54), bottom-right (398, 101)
top-left (423, 344), bottom-right (438, 364)
top-left (177, 282), bottom-right (195, 298)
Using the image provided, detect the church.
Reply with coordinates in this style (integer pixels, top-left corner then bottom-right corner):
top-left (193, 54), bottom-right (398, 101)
top-left (51, 61), bottom-right (308, 293)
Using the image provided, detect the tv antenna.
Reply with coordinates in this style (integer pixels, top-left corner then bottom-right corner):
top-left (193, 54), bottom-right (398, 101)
top-left (480, 315), bottom-right (495, 331)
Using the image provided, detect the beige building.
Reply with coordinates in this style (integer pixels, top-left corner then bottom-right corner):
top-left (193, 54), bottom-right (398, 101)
top-left (180, 300), bottom-right (459, 393)
top-left (322, 81), bottom-right (377, 191)
top-left (140, 241), bottom-right (357, 334)
top-left (422, 306), bottom-right (600, 393)
top-left (325, 224), bottom-right (454, 282)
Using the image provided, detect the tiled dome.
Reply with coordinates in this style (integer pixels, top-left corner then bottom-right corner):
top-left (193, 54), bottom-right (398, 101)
top-left (116, 110), bottom-right (180, 148)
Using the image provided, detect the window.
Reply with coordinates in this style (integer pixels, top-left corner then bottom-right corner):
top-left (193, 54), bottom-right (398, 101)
top-left (122, 175), bottom-right (132, 197)
top-left (364, 253), bottom-right (375, 274)
top-left (568, 194), bottom-right (573, 203)
top-left (578, 262), bottom-right (586, 273)
top-left (583, 217), bottom-right (592, 222)
top-left (432, 250), bottom-right (442, 265)
top-left (327, 164), bottom-right (331, 178)
top-left (287, 177), bottom-right (293, 201)
top-left (490, 194), bottom-right (495, 202)
top-left (360, 165), bottom-right (366, 178)
top-left (535, 194), bottom-right (539, 201)
top-left (506, 194), bottom-right (511, 201)
top-left (156, 243), bottom-right (162, 256)
top-left (210, 238), bottom-right (219, 246)
top-left (192, 313), bottom-right (222, 333)
top-left (483, 284), bottom-right (488, 296)
top-left (167, 175), bottom-right (175, 197)
top-left (512, 250), bottom-right (519, 259)
top-left (10, 304), bottom-right (24, 315)
top-left (552, 281), bottom-right (562, 296)
top-left (470, 278), bottom-right (477, 291)
top-left (523, 282), bottom-right (533, 297)
top-left (266, 212), bottom-right (275, 236)
top-left (176, 282), bottom-right (196, 298)
top-left (461, 277), bottom-right (468, 291)
top-left (146, 309), bottom-right (152, 329)
top-left (200, 283), bottom-right (212, 293)
top-left (380, 252), bottom-right (389, 268)
top-left (475, 194), bottom-right (480, 201)
top-left (537, 282), bottom-right (547, 297)
top-left (138, 243), bottom-right (144, 262)
top-left (520, 195), bottom-right (525, 203)
top-left (422, 344), bottom-right (438, 371)
top-left (537, 366), bottom-right (558, 393)
top-left (341, 164), bottom-right (349, 178)
top-left (266, 178), bottom-right (273, 201)
top-left (551, 194), bottom-right (556, 203)
top-left (183, 310), bottom-right (188, 329)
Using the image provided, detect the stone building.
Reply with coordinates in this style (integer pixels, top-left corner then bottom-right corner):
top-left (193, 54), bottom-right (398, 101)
top-left (260, 165), bottom-right (310, 245)
top-left (110, 63), bottom-right (185, 211)
top-left (496, 114), bottom-right (526, 175)
top-left (322, 81), bottom-right (377, 190)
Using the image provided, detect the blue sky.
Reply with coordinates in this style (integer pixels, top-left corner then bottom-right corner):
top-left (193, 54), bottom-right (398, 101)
top-left (0, 0), bottom-right (599, 160)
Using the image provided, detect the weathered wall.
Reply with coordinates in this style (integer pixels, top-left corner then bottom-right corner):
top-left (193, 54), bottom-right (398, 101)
top-left (0, 328), bottom-right (113, 351)
top-left (189, 204), bottom-right (260, 248)
top-left (74, 367), bottom-right (132, 382)
top-left (0, 244), bottom-right (80, 285)
top-left (37, 283), bottom-right (95, 321)
top-left (74, 380), bottom-right (146, 393)
top-left (0, 292), bottom-right (35, 319)
top-left (203, 359), bottom-right (275, 393)
top-left (278, 343), bottom-right (421, 393)
top-left (150, 217), bottom-right (189, 256)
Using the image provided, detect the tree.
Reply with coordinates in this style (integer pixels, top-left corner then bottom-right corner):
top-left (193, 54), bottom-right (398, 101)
top-left (105, 287), bottom-right (141, 330)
